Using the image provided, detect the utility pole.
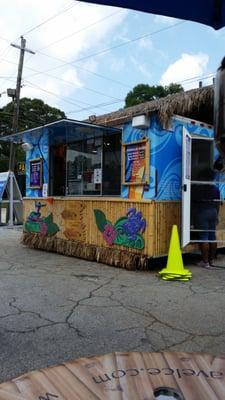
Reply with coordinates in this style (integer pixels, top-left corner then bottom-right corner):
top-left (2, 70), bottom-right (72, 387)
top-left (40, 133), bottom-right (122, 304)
top-left (8, 36), bottom-right (35, 171)
top-left (7, 36), bottom-right (35, 227)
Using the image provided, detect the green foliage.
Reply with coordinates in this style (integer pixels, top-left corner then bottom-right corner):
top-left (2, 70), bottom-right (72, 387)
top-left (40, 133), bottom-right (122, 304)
top-left (94, 209), bottom-right (108, 232)
top-left (94, 210), bottom-right (146, 249)
top-left (124, 83), bottom-right (184, 108)
top-left (1, 97), bottom-right (66, 134)
top-left (113, 232), bottom-right (145, 249)
top-left (0, 97), bottom-right (66, 171)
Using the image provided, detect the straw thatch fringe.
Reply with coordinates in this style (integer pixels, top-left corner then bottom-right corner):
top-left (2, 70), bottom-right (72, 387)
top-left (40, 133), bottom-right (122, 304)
top-left (88, 86), bottom-right (213, 128)
top-left (22, 233), bottom-right (149, 270)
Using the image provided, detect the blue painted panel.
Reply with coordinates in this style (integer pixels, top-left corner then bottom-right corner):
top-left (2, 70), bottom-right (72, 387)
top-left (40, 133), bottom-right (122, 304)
top-left (122, 115), bottom-right (214, 201)
top-left (25, 128), bottom-right (49, 197)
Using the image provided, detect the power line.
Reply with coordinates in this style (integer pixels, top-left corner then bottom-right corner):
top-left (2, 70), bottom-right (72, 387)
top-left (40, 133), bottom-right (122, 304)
top-left (23, 20), bottom-right (185, 92)
top-left (31, 20), bottom-right (185, 79)
top-left (0, 110), bottom-right (54, 128)
top-left (21, 1), bottom-right (78, 37)
top-left (0, 35), bottom-right (12, 62)
top-left (0, 22), bottom-right (132, 94)
top-left (24, 8), bottom-right (131, 89)
top-left (3, 57), bottom-right (125, 102)
top-left (0, 1), bottom-right (80, 92)
top-left (2, 55), bottom-right (216, 107)
top-left (24, 80), bottom-right (123, 113)
top-left (29, 51), bottom-right (132, 89)
top-left (0, 35), bottom-right (11, 43)
top-left (75, 21), bottom-right (186, 63)
top-left (37, 9), bottom-right (123, 52)
top-left (0, 43), bottom-right (14, 61)
top-left (66, 99), bottom-right (124, 115)
top-left (0, 76), bottom-right (16, 79)
top-left (25, 81), bottom-right (93, 109)
top-left (176, 72), bottom-right (215, 84)
top-left (1, 19), bottom-right (186, 97)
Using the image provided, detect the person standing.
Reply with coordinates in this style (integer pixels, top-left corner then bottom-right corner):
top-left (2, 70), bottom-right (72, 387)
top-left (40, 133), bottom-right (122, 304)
top-left (191, 169), bottom-right (220, 268)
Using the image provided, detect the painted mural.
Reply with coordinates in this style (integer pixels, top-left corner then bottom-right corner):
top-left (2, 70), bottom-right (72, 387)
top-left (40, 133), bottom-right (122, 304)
top-left (25, 128), bottom-right (49, 198)
top-left (25, 201), bottom-right (59, 236)
top-left (122, 115), bottom-right (216, 201)
top-left (23, 114), bottom-right (225, 203)
top-left (61, 202), bottom-right (86, 241)
top-left (94, 207), bottom-right (146, 249)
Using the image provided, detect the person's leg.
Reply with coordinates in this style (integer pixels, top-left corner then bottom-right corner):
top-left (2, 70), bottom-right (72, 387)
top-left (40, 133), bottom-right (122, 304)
top-left (199, 242), bottom-right (209, 263)
top-left (208, 208), bottom-right (217, 265)
top-left (196, 210), bottom-right (210, 266)
top-left (209, 242), bottom-right (217, 264)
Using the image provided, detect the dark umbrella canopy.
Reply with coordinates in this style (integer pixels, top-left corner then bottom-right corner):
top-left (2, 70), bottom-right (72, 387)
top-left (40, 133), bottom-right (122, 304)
top-left (78, 0), bottom-right (225, 30)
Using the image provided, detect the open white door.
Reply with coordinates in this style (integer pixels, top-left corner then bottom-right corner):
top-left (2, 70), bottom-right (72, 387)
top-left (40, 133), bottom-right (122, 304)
top-left (182, 127), bottom-right (192, 247)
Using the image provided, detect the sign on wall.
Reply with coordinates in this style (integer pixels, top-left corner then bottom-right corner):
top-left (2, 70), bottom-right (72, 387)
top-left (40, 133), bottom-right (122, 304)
top-left (0, 171), bottom-right (9, 201)
top-left (17, 162), bottom-right (26, 175)
top-left (94, 168), bottom-right (102, 184)
top-left (29, 158), bottom-right (43, 188)
top-left (122, 138), bottom-right (149, 185)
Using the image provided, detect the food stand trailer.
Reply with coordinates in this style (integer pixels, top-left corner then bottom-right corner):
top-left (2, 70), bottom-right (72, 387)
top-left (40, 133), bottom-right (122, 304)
top-left (1, 86), bottom-right (225, 269)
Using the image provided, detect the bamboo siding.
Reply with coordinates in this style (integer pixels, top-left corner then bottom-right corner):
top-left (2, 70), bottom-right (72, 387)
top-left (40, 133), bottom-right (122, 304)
top-left (23, 198), bottom-right (182, 258)
top-left (23, 197), bottom-right (225, 260)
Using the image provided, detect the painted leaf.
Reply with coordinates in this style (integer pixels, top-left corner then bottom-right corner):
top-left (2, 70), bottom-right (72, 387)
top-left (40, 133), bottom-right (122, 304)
top-left (94, 209), bottom-right (108, 232)
top-left (114, 233), bottom-right (145, 250)
top-left (114, 232), bottom-right (129, 246)
top-left (24, 221), bottom-right (41, 234)
top-left (114, 217), bottom-right (128, 231)
top-left (48, 223), bottom-right (59, 236)
top-left (44, 213), bottom-right (53, 224)
top-left (132, 234), bottom-right (145, 250)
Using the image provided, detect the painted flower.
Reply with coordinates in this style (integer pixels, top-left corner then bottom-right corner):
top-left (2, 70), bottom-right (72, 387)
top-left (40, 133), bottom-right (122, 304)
top-left (103, 224), bottom-right (117, 245)
top-left (122, 208), bottom-right (146, 241)
top-left (40, 222), bottom-right (48, 236)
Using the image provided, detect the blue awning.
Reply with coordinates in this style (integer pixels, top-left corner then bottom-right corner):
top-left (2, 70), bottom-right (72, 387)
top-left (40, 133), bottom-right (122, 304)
top-left (78, 0), bottom-right (225, 30)
top-left (0, 119), bottom-right (121, 146)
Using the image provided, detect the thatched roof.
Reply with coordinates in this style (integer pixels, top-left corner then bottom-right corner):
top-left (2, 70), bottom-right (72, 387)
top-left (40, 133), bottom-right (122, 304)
top-left (87, 86), bottom-right (214, 128)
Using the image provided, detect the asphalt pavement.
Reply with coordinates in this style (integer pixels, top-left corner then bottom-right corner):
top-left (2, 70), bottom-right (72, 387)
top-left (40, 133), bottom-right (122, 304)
top-left (0, 226), bottom-right (225, 383)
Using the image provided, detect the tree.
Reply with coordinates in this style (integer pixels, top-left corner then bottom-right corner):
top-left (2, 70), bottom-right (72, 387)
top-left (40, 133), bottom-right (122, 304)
top-left (0, 98), bottom-right (66, 171)
top-left (124, 83), bottom-right (184, 108)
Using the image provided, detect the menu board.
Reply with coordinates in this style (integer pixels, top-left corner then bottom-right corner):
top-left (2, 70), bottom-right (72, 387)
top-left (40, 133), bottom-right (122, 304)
top-left (122, 139), bottom-right (149, 185)
top-left (29, 158), bottom-right (42, 188)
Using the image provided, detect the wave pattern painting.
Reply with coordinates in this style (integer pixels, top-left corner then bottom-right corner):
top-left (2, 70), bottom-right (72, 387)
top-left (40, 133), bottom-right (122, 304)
top-left (25, 129), bottom-right (49, 198)
top-left (122, 116), bottom-right (214, 200)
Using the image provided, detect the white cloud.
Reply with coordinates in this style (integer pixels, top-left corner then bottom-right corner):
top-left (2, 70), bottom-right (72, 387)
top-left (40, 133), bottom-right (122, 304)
top-left (160, 53), bottom-right (209, 89)
top-left (81, 59), bottom-right (98, 75)
top-left (61, 69), bottom-right (83, 88)
top-left (138, 37), bottom-right (153, 51)
top-left (110, 58), bottom-right (125, 72)
top-left (154, 15), bottom-right (179, 25)
top-left (0, 0), bottom-right (128, 111)
top-left (130, 56), bottom-right (152, 80)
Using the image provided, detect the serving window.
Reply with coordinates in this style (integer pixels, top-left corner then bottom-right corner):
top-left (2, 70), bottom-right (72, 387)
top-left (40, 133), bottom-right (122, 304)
top-left (66, 137), bottom-right (102, 196)
top-left (50, 132), bottom-right (121, 197)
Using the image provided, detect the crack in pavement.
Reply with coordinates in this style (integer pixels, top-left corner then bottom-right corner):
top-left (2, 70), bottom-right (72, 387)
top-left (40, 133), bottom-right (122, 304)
top-left (5, 297), bottom-right (84, 337)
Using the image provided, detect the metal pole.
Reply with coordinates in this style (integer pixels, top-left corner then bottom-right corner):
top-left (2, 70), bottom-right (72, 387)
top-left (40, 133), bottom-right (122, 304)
top-left (8, 36), bottom-right (35, 172)
top-left (9, 37), bottom-right (26, 172)
top-left (8, 172), bottom-right (13, 226)
top-left (7, 37), bottom-right (34, 226)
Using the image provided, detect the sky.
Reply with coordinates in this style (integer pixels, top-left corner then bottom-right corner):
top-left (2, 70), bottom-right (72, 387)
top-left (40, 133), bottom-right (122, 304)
top-left (0, 0), bottom-right (225, 124)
